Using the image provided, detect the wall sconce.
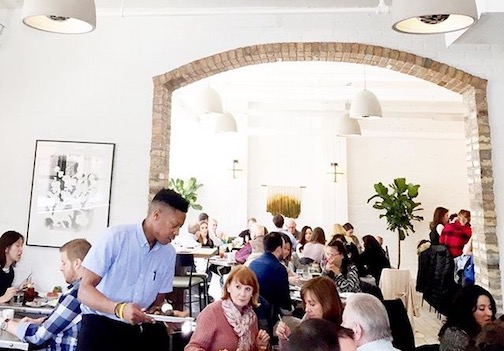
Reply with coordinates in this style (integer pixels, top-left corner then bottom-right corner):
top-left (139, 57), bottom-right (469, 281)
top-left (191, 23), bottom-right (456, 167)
top-left (328, 162), bottom-right (344, 183)
top-left (229, 160), bottom-right (243, 179)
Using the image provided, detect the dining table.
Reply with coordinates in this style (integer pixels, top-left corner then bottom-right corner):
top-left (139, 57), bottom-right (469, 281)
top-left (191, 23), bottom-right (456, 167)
top-left (0, 301), bottom-right (54, 350)
top-left (175, 246), bottom-right (218, 259)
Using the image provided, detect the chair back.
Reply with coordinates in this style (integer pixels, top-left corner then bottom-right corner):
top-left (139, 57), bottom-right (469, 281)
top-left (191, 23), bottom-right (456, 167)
top-left (176, 254), bottom-right (196, 276)
top-left (382, 299), bottom-right (415, 351)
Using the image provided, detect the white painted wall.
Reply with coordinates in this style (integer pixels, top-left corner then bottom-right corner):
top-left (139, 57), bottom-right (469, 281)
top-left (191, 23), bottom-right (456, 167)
top-left (0, 10), bottom-right (502, 294)
top-left (347, 136), bottom-right (470, 272)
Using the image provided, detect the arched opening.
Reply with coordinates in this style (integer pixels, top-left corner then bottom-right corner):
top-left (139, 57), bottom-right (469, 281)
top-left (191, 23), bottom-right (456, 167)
top-left (150, 42), bottom-right (500, 307)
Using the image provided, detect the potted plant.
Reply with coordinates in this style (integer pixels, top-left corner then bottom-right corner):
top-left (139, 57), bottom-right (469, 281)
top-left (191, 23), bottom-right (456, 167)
top-left (169, 177), bottom-right (204, 210)
top-left (367, 177), bottom-right (423, 268)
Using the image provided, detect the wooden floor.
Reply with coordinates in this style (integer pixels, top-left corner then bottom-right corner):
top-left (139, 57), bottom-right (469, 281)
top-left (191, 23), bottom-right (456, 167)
top-left (413, 296), bottom-right (445, 347)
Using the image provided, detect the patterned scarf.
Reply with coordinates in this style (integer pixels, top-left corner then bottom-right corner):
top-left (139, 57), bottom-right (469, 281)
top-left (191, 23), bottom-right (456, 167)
top-left (221, 298), bottom-right (255, 351)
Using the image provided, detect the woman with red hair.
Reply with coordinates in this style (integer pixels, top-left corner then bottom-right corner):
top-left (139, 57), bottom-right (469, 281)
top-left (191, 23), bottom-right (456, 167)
top-left (185, 266), bottom-right (270, 351)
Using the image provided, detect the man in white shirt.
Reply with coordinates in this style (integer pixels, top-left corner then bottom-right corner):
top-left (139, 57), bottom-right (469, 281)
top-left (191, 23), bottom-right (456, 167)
top-left (173, 222), bottom-right (199, 247)
top-left (342, 293), bottom-right (400, 351)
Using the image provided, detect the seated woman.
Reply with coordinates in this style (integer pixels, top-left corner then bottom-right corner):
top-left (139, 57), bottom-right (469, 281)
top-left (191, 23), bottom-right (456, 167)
top-left (299, 227), bottom-right (326, 264)
top-left (360, 235), bottom-right (391, 285)
top-left (185, 266), bottom-right (269, 351)
top-left (279, 234), bottom-right (300, 286)
top-left (276, 276), bottom-right (343, 350)
top-left (0, 231), bottom-right (25, 303)
top-left (322, 238), bottom-right (361, 293)
top-left (439, 285), bottom-right (496, 351)
top-left (295, 226), bottom-right (312, 257)
top-left (288, 319), bottom-right (356, 351)
top-left (197, 222), bottom-right (214, 248)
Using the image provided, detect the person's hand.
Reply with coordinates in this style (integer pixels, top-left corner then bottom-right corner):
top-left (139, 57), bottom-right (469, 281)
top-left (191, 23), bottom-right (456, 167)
top-left (325, 261), bottom-right (341, 275)
top-left (256, 329), bottom-right (270, 349)
top-left (20, 316), bottom-right (45, 325)
top-left (122, 303), bottom-right (155, 325)
top-left (4, 287), bottom-right (17, 301)
top-left (276, 320), bottom-right (291, 340)
top-left (289, 275), bottom-right (300, 285)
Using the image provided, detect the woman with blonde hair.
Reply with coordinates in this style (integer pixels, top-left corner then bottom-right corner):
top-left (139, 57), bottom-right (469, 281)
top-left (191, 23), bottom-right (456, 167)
top-left (185, 266), bottom-right (270, 351)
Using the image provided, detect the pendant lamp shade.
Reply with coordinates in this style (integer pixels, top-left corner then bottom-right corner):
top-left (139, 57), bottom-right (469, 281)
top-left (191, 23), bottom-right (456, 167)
top-left (391, 0), bottom-right (478, 34)
top-left (215, 112), bottom-right (237, 133)
top-left (22, 0), bottom-right (96, 34)
top-left (195, 87), bottom-right (224, 115)
top-left (350, 89), bottom-right (383, 119)
top-left (336, 103), bottom-right (361, 136)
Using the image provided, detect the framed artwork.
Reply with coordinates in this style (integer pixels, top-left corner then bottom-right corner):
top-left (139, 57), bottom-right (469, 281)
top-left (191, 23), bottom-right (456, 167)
top-left (27, 140), bottom-right (115, 248)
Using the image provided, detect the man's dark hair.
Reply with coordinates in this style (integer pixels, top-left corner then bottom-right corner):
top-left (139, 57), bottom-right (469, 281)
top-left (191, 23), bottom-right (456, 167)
top-left (289, 319), bottom-right (353, 351)
top-left (263, 232), bottom-right (284, 253)
top-left (272, 214), bottom-right (284, 228)
top-left (198, 213), bottom-right (209, 222)
top-left (153, 188), bottom-right (189, 213)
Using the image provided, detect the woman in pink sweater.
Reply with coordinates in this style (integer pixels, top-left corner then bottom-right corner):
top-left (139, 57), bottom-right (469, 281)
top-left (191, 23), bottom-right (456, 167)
top-left (185, 266), bottom-right (270, 351)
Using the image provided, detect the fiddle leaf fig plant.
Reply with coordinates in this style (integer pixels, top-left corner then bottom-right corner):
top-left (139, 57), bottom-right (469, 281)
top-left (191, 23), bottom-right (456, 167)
top-left (367, 177), bottom-right (424, 268)
top-left (169, 177), bottom-right (204, 210)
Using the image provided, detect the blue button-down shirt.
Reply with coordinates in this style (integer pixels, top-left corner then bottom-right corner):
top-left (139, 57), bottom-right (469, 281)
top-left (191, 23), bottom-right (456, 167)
top-left (81, 223), bottom-right (176, 320)
top-left (16, 281), bottom-right (82, 351)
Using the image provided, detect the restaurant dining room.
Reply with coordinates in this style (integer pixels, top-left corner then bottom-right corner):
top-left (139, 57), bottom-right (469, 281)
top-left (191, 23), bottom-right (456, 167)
top-left (1, 0), bottom-right (504, 350)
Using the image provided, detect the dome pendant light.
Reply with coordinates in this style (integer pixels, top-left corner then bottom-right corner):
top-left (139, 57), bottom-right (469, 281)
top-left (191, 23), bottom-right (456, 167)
top-left (391, 0), bottom-right (478, 34)
top-left (214, 112), bottom-right (237, 133)
top-left (336, 102), bottom-right (361, 136)
top-left (194, 87), bottom-right (224, 116)
top-left (350, 65), bottom-right (383, 119)
top-left (22, 0), bottom-right (96, 34)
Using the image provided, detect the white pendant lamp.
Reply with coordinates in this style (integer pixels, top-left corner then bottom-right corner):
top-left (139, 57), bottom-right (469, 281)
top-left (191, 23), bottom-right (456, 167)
top-left (350, 66), bottom-right (383, 119)
top-left (215, 112), bottom-right (237, 133)
top-left (195, 87), bottom-right (224, 115)
top-left (392, 0), bottom-right (478, 34)
top-left (22, 0), bottom-right (96, 34)
top-left (350, 89), bottom-right (383, 119)
top-left (336, 102), bottom-right (361, 136)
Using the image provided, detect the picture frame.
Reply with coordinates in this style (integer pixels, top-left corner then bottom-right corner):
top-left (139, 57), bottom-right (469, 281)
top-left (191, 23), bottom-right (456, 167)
top-left (26, 140), bottom-right (115, 248)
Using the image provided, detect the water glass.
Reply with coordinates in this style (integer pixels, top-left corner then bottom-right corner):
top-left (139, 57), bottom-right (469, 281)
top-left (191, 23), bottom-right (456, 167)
top-left (13, 292), bottom-right (24, 306)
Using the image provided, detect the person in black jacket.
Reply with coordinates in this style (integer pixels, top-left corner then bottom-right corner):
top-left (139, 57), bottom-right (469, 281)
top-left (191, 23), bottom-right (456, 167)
top-left (360, 235), bottom-right (391, 285)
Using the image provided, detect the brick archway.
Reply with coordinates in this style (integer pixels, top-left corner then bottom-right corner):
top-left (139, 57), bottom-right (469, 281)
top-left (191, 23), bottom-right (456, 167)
top-left (151, 42), bottom-right (501, 307)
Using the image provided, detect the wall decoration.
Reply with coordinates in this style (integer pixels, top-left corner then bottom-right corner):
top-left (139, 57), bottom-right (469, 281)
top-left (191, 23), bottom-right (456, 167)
top-left (266, 186), bottom-right (302, 219)
top-left (27, 140), bottom-right (115, 247)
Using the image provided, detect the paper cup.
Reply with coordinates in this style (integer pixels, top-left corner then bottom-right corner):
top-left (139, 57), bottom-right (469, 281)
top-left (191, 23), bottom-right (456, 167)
top-left (2, 308), bottom-right (14, 319)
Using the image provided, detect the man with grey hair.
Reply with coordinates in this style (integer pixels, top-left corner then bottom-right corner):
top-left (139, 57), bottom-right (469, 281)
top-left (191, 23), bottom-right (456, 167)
top-left (342, 293), bottom-right (400, 351)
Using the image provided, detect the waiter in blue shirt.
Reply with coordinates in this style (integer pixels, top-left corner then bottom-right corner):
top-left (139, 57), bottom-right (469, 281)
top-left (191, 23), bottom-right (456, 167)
top-left (77, 189), bottom-right (188, 351)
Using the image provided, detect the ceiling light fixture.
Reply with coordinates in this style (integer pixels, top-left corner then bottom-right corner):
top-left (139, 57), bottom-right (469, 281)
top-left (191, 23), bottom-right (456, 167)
top-left (391, 0), bottom-right (478, 34)
top-left (350, 66), bottom-right (383, 119)
top-left (194, 87), bottom-right (224, 115)
top-left (336, 102), bottom-right (361, 136)
top-left (22, 0), bottom-right (96, 34)
top-left (215, 112), bottom-right (237, 133)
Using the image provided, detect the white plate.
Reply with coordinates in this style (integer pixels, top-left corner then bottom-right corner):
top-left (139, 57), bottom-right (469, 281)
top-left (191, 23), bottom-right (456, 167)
top-left (146, 314), bottom-right (194, 323)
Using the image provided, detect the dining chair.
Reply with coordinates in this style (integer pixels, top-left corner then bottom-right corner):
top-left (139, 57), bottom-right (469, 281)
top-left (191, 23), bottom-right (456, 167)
top-left (173, 254), bottom-right (207, 317)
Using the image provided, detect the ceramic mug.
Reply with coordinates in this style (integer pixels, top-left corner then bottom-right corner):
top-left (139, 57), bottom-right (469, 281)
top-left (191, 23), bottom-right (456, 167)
top-left (2, 308), bottom-right (14, 319)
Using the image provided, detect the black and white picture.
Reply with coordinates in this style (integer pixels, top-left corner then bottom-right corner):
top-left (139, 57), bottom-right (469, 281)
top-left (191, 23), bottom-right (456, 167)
top-left (27, 140), bottom-right (115, 247)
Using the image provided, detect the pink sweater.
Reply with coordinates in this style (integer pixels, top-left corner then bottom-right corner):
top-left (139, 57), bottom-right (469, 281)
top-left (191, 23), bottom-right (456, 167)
top-left (185, 300), bottom-right (260, 351)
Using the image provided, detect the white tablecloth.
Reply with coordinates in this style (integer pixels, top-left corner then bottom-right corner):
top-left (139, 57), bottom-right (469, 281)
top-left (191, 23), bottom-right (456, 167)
top-left (379, 268), bottom-right (416, 325)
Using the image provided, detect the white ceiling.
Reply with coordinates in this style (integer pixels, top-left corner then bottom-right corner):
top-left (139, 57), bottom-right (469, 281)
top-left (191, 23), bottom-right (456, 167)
top-left (173, 61), bottom-right (466, 139)
top-left (2, 0), bottom-right (480, 139)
